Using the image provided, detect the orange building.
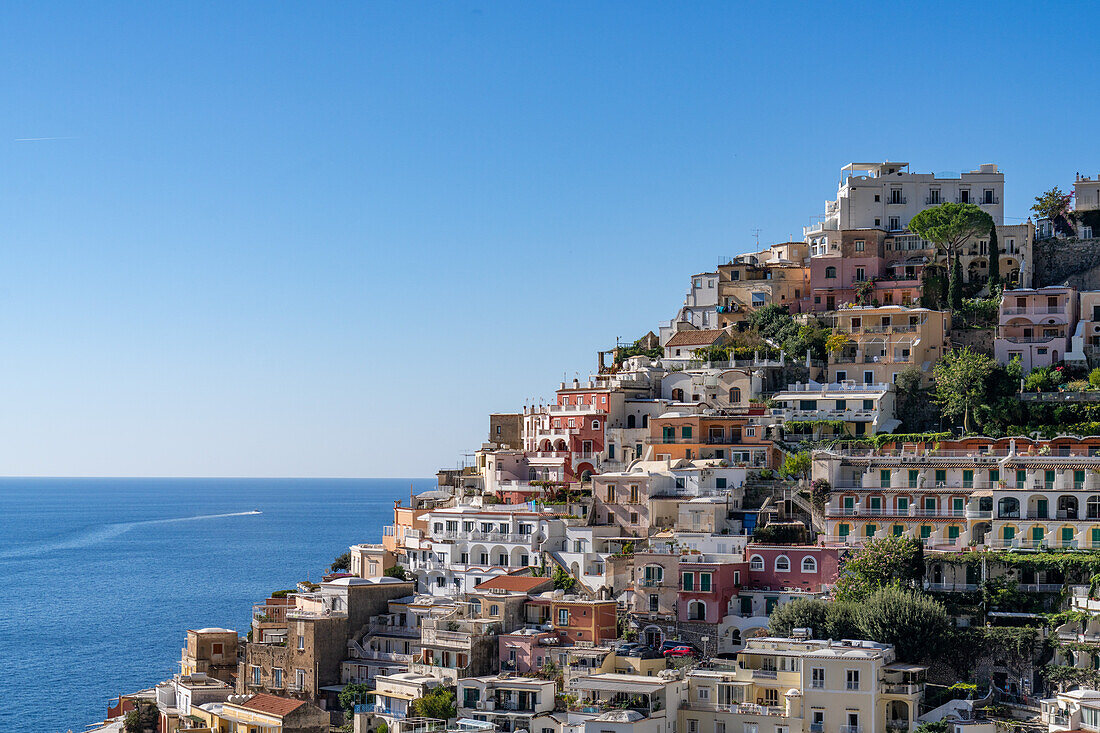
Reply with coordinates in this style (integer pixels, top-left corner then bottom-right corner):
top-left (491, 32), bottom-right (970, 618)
top-left (525, 595), bottom-right (617, 644)
top-left (647, 412), bottom-right (775, 466)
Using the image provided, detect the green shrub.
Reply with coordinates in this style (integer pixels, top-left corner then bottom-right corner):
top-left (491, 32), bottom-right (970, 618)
top-left (1090, 368), bottom-right (1100, 389)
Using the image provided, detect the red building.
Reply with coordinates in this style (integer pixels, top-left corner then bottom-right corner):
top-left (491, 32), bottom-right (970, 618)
top-left (677, 558), bottom-right (746, 624)
top-left (744, 545), bottom-right (844, 593)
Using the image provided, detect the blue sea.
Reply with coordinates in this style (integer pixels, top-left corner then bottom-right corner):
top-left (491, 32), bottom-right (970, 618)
top-left (0, 477), bottom-right (434, 733)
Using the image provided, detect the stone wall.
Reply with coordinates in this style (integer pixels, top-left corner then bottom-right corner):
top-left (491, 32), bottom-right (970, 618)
top-left (1033, 237), bottom-right (1100, 288)
top-left (949, 327), bottom-right (995, 355)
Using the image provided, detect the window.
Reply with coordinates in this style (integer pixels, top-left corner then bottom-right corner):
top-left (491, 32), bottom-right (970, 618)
top-left (959, 189), bottom-right (970, 203)
top-left (801, 556), bottom-right (817, 573)
top-left (688, 721), bottom-right (698, 733)
top-left (700, 573), bottom-right (712, 591)
top-left (298, 633), bottom-right (305, 651)
top-left (682, 572), bottom-right (695, 591)
top-left (273, 667), bottom-right (283, 688)
top-left (729, 387), bottom-right (742, 403)
top-left (825, 266), bottom-right (837, 279)
top-left (749, 555), bottom-right (764, 571)
top-left (855, 267), bottom-right (865, 281)
top-left (698, 687), bottom-right (710, 701)
top-left (630, 512), bottom-right (638, 524)
top-left (251, 666), bottom-right (261, 686)
top-left (846, 669), bottom-right (860, 690)
top-left (591, 419), bottom-right (600, 430)
top-left (854, 240), bottom-right (865, 252)
top-left (489, 604), bottom-right (499, 616)
top-left (558, 609), bottom-right (569, 625)
top-left (889, 217), bottom-right (900, 231)
top-left (606, 486), bottom-right (614, 502)
top-left (1083, 708), bottom-right (1100, 730)
top-left (811, 667), bottom-right (825, 689)
top-left (775, 555), bottom-right (791, 572)
top-left (716, 477), bottom-right (727, 489)
top-left (567, 418), bottom-right (575, 428)
top-left (984, 189), bottom-right (995, 204)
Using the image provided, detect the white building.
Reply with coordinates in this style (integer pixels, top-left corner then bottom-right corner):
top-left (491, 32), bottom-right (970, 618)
top-left (805, 162), bottom-right (1005, 248)
top-left (660, 272), bottom-right (721, 346)
top-left (414, 506), bottom-right (567, 596)
top-left (771, 380), bottom-right (899, 436)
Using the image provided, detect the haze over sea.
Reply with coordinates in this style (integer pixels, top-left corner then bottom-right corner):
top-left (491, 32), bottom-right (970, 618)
top-left (0, 477), bottom-right (433, 733)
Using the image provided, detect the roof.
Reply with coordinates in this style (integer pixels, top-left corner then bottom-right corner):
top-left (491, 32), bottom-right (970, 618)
top-left (474, 575), bottom-right (553, 593)
top-left (665, 329), bottom-right (727, 347)
top-left (239, 693), bottom-right (307, 717)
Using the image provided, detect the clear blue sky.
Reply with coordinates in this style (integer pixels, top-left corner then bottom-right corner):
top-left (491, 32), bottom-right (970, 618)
top-left (2, 3), bottom-right (1097, 477)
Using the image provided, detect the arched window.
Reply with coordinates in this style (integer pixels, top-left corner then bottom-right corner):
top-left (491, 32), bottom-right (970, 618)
top-left (775, 555), bottom-right (791, 572)
top-left (749, 555), bottom-right (765, 571)
top-left (641, 415), bottom-right (649, 428)
top-left (998, 497), bottom-right (1020, 518)
top-left (627, 414), bottom-right (636, 429)
top-left (729, 387), bottom-right (742, 404)
top-left (591, 419), bottom-right (600, 430)
top-left (801, 556), bottom-right (817, 573)
top-left (489, 605), bottom-right (499, 616)
top-left (689, 600), bottom-right (707, 620)
top-left (672, 388), bottom-right (684, 401)
top-left (825, 266), bottom-right (837, 279)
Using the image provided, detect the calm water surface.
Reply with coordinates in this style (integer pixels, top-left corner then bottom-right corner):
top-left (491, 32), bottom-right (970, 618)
top-left (0, 477), bottom-right (433, 733)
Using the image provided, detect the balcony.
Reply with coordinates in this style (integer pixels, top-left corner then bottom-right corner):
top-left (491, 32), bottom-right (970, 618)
top-left (840, 726), bottom-right (863, 733)
top-left (881, 682), bottom-right (924, 695)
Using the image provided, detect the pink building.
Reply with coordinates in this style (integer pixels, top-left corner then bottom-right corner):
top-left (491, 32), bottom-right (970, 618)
top-left (994, 286), bottom-right (1078, 372)
top-left (744, 545), bottom-right (843, 593)
top-left (677, 557), bottom-right (745, 624)
top-left (499, 629), bottom-right (562, 673)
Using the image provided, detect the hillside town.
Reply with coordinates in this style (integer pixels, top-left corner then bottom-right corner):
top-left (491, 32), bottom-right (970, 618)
top-left (93, 162), bottom-right (1100, 733)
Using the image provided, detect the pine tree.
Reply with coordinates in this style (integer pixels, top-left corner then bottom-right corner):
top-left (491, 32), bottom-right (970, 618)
top-left (987, 223), bottom-right (1000, 286)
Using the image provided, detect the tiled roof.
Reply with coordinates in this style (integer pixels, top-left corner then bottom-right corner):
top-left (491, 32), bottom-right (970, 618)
top-left (665, 329), bottom-right (727, 347)
top-left (474, 575), bottom-right (554, 593)
top-left (240, 693), bottom-right (306, 717)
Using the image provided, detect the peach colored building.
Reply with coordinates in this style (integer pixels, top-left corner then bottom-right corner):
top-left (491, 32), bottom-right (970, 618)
top-left (995, 286), bottom-right (1078, 372)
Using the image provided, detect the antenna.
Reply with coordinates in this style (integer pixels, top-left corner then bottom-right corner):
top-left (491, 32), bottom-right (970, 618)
top-left (751, 229), bottom-right (761, 248)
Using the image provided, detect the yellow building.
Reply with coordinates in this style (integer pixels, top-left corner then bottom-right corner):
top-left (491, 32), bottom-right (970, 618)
top-left (827, 305), bottom-right (950, 387)
top-left (717, 243), bottom-right (810, 326)
top-left (680, 637), bottom-right (926, 733)
top-left (201, 693), bottom-right (329, 733)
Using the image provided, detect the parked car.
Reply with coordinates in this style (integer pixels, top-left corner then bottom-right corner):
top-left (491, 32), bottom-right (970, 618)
top-left (624, 645), bottom-right (662, 659)
top-left (663, 645), bottom-right (701, 658)
top-left (659, 640), bottom-right (699, 654)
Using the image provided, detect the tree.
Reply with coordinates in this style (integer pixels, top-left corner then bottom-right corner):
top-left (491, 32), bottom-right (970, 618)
top-left (410, 687), bottom-right (457, 720)
top-left (909, 203), bottom-right (994, 310)
top-left (833, 536), bottom-right (925, 602)
top-left (987, 223), bottom-right (1000, 285)
top-left (913, 721), bottom-right (952, 733)
top-left (950, 256), bottom-right (964, 310)
top-left (339, 682), bottom-right (371, 720)
top-left (894, 367), bottom-right (923, 396)
top-left (825, 600), bottom-right (862, 639)
top-left (330, 551), bottom-right (351, 572)
top-left (857, 587), bottom-right (950, 663)
top-left (383, 564), bottom-right (407, 580)
top-left (779, 451), bottom-right (811, 481)
top-left (551, 565), bottom-right (576, 593)
top-left (377, 722), bottom-right (390, 733)
top-left (933, 347), bottom-right (997, 433)
top-left (825, 332), bottom-right (850, 356)
top-left (768, 598), bottom-right (829, 637)
top-left (1032, 187), bottom-right (1073, 230)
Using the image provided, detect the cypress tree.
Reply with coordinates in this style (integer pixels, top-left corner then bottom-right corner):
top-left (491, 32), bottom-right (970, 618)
top-left (949, 255), bottom-right (964, 310)
top-left (987, 223), bottom-right (1000, 286)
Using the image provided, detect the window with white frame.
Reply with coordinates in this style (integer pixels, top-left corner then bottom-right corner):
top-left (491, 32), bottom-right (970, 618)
top-left (591, 420), bottom-right (600, 430)
top-left (801, 556), bottom-right (818, 573)
top-left (811, 667), bottom-right (824, 689)
top-left (775, 555), bottom-right (791, 572)
top-left (749, 555), bottom-right (764, 571)
top-left (558, 609), bottom-right (569, 625)
top-left (698, 687), bottom-right (710, 700)
top-left (846, 669), bottom-right (860, 690)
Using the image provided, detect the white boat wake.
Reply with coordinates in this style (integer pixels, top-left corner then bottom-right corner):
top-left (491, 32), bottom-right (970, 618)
top-left (0, 510), bottom-right (262, 559)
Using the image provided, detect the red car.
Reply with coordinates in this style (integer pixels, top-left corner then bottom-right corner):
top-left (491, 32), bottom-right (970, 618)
top-left (663, 645), bottom-right (700, 658)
